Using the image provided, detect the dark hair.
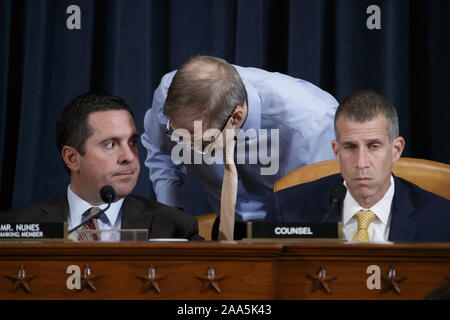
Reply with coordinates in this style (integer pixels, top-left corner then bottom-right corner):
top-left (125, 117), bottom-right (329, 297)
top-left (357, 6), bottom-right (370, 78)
top-left (334, 89), bottom-right (399, 142)
top-left (164, 55), bottom-right (247, 129)
top-left (56, 92), bottom-right (133, 170)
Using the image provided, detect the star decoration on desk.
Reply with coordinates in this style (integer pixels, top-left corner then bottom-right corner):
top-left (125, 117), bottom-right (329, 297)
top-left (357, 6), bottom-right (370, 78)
top-left (77, 264), bottom-right (102, 293)
top-left (4, 264), bottom-right (37, 294)
top-left (381, 265), bottom-right (407, 294)
top-left (196, 266), bottom-right (226, 294)
top-left (136, 265), bottom-right (166, 294)
top-left (306, 265), bottom-right (337, 294)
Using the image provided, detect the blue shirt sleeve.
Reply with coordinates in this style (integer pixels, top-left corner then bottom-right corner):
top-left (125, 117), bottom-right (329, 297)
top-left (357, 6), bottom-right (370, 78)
top-left (141, 71), bottom-right (187, 208)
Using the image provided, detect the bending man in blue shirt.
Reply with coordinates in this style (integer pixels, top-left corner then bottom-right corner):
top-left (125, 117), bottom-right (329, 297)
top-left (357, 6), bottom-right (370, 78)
top-left (141, 56), bottom-right (338, 222)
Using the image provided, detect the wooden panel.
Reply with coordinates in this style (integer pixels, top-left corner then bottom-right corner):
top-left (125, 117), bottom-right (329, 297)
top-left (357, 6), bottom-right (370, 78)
top-left (276, 242), bottom-right (450, 300)
top-left (0, 242), bottom-right (280, 300)
top-left (0, 242), bottom-right (449, 299)
top-left (0, 260), bottom-right (275, 299)
top-left (276, 260), bottom-right (450, 300)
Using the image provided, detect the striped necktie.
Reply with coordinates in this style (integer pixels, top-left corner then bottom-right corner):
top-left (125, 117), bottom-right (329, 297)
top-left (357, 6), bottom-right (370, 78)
top-left (78, 207), bottom-right (102, 241)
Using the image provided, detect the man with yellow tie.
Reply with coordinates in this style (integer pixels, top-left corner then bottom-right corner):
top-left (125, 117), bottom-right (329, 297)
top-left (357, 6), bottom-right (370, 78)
top-left (266, 90), bottom-right (450, 242)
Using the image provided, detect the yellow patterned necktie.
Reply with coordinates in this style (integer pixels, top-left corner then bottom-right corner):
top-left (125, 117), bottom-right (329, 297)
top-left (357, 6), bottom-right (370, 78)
top-left (352, 210), bottom-right (376, 242)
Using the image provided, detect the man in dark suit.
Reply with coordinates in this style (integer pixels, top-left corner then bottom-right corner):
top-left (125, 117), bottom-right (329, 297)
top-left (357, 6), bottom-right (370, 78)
top-left (0, 92), bottom-right (201, 241)
top-left (266, 90), bottom-right (450, 242)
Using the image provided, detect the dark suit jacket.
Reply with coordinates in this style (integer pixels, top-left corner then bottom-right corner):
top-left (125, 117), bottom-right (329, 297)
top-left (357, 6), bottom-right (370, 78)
top-left (266, 174), bottom-right (450, 242)
top-left (0, 194), bottom-right (202, 240)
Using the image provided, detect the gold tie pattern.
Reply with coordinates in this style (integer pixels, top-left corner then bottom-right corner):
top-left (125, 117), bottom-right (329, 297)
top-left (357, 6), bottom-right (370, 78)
top-left (352, 210), bottom-right (376, 242)
top-left (218, 137), bottom-right (238, 241)
top-left (78, 207), bottom-right (102, 241)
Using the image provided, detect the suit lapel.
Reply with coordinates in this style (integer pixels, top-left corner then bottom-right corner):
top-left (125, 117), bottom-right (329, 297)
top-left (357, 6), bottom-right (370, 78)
top-left (40, 194), bottom-right (70, 222)
top-left (388, 176), bottom-right (416, 242)
top-left (120, 196), bottom-right (135, 229)
top-left (120, 195), bottom-right (153, 230)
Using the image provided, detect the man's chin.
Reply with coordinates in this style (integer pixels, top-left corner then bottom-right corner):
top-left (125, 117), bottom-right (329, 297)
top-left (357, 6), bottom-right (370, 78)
top-left (108, 184), bottom-right (135, 200)
top-left (349, 185), bottom-right (373, 199)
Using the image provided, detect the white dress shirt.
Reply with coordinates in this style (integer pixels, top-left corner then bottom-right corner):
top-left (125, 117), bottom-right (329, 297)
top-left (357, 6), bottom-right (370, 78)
top-left (67, 185), bottom-right (124, 241)
top-left (342, 175), bottom-right (395, 242)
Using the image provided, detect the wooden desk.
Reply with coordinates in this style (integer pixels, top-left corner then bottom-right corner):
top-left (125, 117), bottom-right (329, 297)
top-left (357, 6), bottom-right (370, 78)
top-left (0, 242), bottom-right (449, 299)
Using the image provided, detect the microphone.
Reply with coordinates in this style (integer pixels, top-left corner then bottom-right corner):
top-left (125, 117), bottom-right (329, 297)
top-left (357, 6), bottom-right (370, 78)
top-left (321, 184), bottom-right (347, 223)
top-left (100, 185), bottom-right (115, 203)
top-left (68, 185), bottom-right (116, 234)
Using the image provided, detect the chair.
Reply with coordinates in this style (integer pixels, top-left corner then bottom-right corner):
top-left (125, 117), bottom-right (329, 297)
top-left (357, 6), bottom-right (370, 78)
top-left (274, 158), bottom-right (450, 200)
top-left (196, 213), bottom-right (217, 241)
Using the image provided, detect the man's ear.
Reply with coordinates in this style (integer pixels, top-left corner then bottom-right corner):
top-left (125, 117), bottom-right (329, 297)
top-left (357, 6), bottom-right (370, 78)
top-left (61, 146), bottom-right (81, 173)
top-left (331, 140), bottom-right (340, 159)
top-left (230, 105), bottom-right (246, 128)
top-left (392, 136), bottom-right (405, 163)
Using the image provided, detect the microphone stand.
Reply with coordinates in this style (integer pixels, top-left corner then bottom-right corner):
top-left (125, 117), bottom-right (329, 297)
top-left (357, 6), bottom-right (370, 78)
top-left (321, 184), bottom-right (347, 223)
top-left (321, 198), bottom-right (339, 223)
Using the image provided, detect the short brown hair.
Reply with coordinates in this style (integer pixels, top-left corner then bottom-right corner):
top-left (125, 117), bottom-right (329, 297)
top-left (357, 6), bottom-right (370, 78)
top-left (56, 92), bottom-right (133, 172)
top-left (334, 90), bottom-right (399, 142)
top-left (164, 56), bottom-right (247, 129)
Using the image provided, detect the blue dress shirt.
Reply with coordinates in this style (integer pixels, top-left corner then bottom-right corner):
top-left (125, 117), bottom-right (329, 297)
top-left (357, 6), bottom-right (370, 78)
top-left (141, 66), bottom-right (338, 221)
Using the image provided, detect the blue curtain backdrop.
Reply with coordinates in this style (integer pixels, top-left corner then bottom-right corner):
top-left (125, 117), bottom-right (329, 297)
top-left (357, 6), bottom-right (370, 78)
top-left (0, 0), bottom-right (449, 213)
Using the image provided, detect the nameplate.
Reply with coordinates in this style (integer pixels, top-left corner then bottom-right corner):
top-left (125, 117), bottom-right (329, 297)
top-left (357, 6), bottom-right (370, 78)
top-left (0, 223), bottom-right (65, 239)
top-left (248, 222), bottom-right (340, 239)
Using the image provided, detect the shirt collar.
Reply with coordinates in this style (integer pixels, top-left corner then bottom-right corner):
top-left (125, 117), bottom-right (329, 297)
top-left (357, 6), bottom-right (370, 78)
top-left (67, 185), bottom-right (124, 229)
top-left (342, 175), bottom-right (395, 226)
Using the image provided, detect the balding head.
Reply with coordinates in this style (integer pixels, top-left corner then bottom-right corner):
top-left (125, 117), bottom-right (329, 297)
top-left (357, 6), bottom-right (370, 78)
top-left (164, 56), bottom-right (247, 130)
